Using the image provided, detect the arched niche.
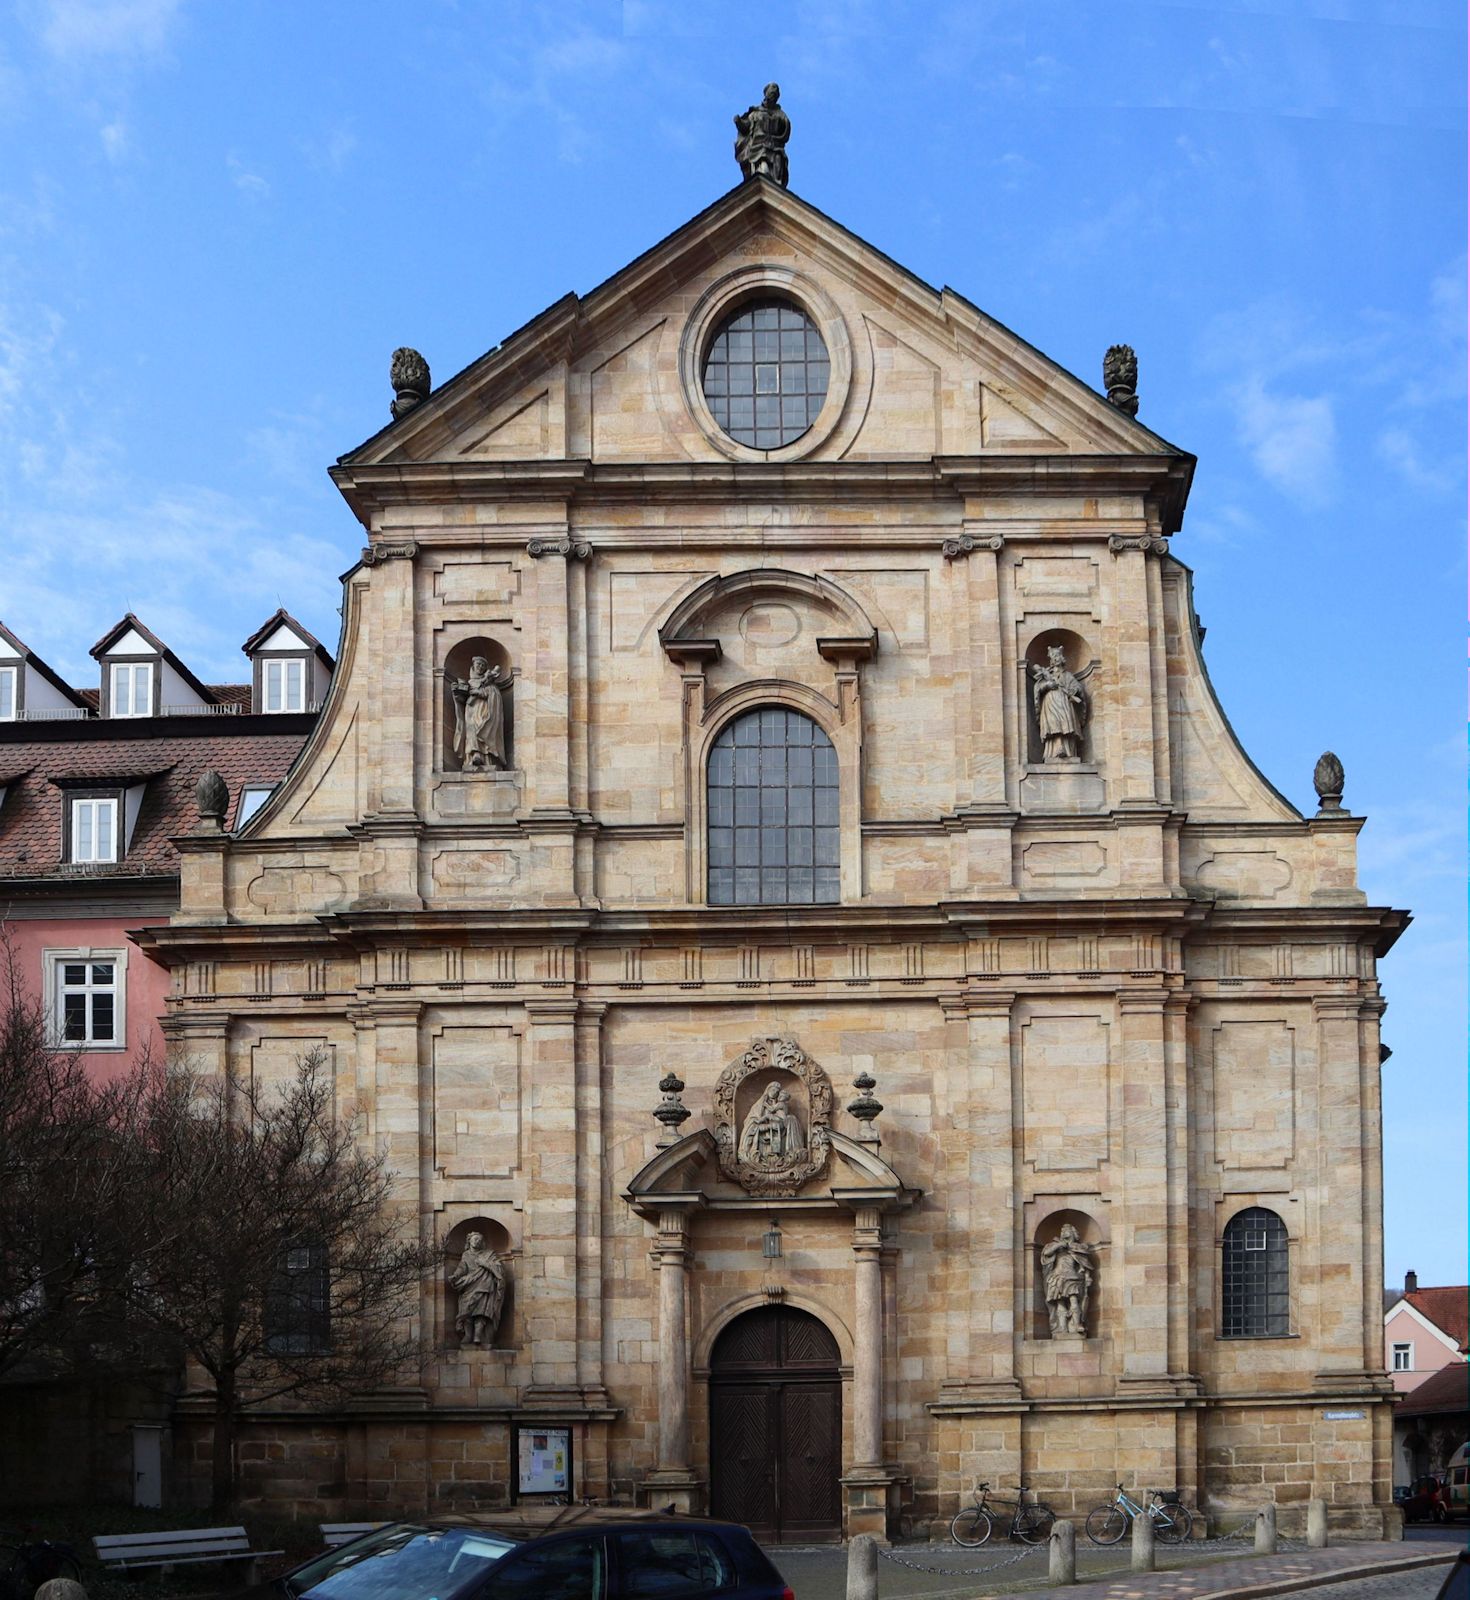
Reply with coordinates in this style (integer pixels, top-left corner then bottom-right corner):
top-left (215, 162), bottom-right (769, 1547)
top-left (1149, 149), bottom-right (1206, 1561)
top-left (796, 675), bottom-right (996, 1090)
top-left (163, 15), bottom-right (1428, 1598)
top-left (1023, 628), bottom-right (1098, 766)
top-left (442, 1215), bottom-right (516, 1351)
top-left (1033, 1207), bottom-right (1106, 1340)
top-left (441, 636), bottom-right (515, 773)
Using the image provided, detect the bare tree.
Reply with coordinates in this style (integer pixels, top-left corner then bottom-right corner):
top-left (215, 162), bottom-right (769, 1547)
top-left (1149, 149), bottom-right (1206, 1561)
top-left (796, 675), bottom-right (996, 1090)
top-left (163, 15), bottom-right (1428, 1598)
top-left (0, 941), bottom-right (154, 1377)
top-left (120, 1055), bottom-right (434, 1509)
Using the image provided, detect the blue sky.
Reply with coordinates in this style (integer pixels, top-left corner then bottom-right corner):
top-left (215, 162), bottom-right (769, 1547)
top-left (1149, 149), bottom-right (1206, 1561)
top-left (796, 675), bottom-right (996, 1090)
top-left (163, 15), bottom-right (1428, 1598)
top-left (2, 1), bottom-right (1464, 1281)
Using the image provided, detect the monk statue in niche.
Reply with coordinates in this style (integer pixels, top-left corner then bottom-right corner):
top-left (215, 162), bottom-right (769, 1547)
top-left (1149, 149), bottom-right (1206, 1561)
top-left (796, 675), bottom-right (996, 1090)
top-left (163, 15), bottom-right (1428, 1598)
top-left (450, 657), bottom-right (507, 771)
top-left (1030, 645), bottom-right (1095, 762)
top-left (738, 1082), bottom-right (806, 1167)
top-left (1041, 1223), bottom-right (1097, 1337)
top-left (449, 1231), bottom-right (508, 1347)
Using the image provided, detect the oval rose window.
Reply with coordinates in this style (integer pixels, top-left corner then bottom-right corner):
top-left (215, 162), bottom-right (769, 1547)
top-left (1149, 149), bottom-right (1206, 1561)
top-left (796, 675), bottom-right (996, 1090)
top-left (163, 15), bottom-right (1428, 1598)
top-left (701, 300), bottom-right (829, 450)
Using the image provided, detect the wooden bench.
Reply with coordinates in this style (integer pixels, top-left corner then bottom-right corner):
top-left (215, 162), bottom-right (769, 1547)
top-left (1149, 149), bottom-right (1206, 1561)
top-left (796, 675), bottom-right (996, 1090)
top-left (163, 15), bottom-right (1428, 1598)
top-left (94, 1527), bottom-right (284, 1581)
top-left (319, 1524), bottom-right (386, 1549)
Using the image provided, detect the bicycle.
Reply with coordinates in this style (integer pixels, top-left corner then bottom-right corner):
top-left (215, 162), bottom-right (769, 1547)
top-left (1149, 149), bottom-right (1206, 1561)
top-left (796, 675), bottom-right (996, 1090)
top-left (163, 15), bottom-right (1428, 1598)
top-left (1084, 1484), bottom-right (1194, 1545)
top-left (0, 1539), bottom-right (82, 1600)
top-left (950, 1480), bottom-right (1056, 1547)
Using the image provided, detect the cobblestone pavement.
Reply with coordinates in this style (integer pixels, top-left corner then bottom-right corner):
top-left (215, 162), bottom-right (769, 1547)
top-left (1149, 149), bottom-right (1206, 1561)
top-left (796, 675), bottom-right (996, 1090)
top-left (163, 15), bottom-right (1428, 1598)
top-left (766, 1537), bottom-right (1460, 1600)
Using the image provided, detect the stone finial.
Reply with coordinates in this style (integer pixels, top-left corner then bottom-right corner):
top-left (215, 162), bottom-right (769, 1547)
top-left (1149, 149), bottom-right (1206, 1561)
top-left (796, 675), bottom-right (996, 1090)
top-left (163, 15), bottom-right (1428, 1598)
top-left (734, 82), bottom-right (790, 187)
top-left (1103, 344), bottom-right (1139, 417)
top-left (390, 347), bottom-right (431, 420)
top-left (653, 1071), bottom-right (692, 1147)
top-left (1313, 750), bottom-right (1345, 815)
top-left (847, 1069), bottom-right (883, 1143)
top-left (195, 769), bottom-right (228, 827)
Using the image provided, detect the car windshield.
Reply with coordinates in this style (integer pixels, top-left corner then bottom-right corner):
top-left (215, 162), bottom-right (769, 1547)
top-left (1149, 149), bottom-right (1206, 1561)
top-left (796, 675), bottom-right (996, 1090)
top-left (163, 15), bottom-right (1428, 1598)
top-left (287, 1526), bottom-right (518, 1600)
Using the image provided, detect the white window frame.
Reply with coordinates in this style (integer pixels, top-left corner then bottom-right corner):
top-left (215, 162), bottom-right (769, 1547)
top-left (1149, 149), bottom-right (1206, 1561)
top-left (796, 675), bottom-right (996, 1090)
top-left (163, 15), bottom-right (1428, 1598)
top-left (264, 658), bottom-right (305, 713)
top-left (45, 947), bottom-right (127, 1051)
top-left (70, 795), bottom-right (119, 863)
top-left (110, 661), bottom-right (154, 718)
top-left (0, 664), bottom-right (16, 721)
top-left (1392, 1342), bottom-right (1414, 1372)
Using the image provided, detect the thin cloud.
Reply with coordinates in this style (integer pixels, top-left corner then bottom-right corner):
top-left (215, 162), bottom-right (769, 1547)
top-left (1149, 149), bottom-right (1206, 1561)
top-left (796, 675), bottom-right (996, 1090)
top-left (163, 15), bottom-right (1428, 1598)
top-left (227, 153), bottom-right (270, 200)
top-left (1231, 376), bottom-right (1337, 506)
top-left (30, 0), bottom-right (184, 61)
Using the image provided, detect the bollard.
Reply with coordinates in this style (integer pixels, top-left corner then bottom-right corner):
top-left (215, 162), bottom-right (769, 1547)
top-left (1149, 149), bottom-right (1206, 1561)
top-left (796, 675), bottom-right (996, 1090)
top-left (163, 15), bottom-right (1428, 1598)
top-left (1131, 1509), bottom-right (1155, 1572)
top-left (36, 1583), bottom-right (88, 1600)
top-left (1255, 1504), bottom-right (1277, 1554)
top-left (1049, 1519), bottom-right (1077, 1586)
top-left (1307, 1498), bottom-right (1329, 1548)
top-left (847, 1532), bottom-right (879, 1600)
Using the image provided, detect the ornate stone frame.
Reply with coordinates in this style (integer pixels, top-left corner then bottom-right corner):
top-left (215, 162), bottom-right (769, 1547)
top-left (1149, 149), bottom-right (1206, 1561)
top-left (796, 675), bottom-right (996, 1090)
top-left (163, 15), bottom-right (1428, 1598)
top-left (712, 1035), bottom-right (834, 1196)
top-left (675, 266), bottom-right (861, 462)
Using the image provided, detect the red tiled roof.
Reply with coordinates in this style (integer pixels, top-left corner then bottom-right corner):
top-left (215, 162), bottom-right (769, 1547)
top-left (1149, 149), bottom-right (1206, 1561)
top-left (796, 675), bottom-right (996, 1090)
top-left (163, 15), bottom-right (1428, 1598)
top-left (207, 683), bottom-right (252, 707)
top-left (1403, 1288), bottom-right (1470, 1353)
top-left (1397, 1360), bottom-right (1470, 1419)
top-left (0, 725), bottom-right (307, 879)
top-left (77, 688), bottom-right (101, 712)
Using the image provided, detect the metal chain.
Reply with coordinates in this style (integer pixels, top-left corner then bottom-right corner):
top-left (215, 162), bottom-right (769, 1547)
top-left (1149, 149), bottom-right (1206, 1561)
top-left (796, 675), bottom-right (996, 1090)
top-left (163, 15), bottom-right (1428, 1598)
top-left (877, 1540), bottom-right (1047, 1577)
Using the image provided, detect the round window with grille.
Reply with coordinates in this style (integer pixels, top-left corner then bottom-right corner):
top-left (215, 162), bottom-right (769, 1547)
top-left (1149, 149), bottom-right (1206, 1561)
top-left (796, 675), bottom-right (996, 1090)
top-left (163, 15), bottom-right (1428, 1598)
top-left (701, 300), bottom-right (830, 450)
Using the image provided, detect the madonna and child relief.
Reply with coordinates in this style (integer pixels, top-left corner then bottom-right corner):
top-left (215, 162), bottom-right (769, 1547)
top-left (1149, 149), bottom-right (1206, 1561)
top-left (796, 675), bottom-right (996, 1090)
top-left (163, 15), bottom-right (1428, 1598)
top-left (713, 1036), bottom-right (834, 1197)
top-left (738, 1081), bottom-right (807, 1165)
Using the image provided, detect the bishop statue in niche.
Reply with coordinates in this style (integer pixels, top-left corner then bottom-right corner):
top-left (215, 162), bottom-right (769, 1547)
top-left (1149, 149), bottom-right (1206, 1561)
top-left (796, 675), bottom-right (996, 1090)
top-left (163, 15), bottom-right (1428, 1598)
top-left (450, 657), bottom-right (508, 771)
top-left (1030, 645), bottom-right (1096, 762)
top-left (738, 1082), bottom-right (807, 1166)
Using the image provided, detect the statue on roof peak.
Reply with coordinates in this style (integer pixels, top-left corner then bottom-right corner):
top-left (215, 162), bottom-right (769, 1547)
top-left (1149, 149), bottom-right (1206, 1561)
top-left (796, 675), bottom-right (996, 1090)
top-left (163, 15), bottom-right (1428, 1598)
top-left (734, 82), bottom-right (790, 187)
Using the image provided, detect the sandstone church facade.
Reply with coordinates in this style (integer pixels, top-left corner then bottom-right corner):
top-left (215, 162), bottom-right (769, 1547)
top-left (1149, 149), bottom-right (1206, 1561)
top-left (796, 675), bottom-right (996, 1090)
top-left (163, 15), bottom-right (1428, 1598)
top-left (141, 172), bottom-right (1406, 1538)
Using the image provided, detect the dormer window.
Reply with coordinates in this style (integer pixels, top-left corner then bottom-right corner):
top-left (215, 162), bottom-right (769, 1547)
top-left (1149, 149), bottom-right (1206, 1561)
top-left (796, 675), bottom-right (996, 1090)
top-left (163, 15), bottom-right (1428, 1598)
top-left (0, 665), bottom-right (15, 721)
top-left (263, 658), bottom-right (305, 713)
top-left (110, 661), bottom-right (154, 718)
top-left (70, 794), bottom-right (119, 863)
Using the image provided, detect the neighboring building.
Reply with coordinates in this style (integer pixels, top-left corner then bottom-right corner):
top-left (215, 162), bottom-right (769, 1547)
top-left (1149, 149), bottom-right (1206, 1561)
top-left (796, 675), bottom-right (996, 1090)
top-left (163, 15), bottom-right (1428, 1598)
top-left (1385, 1271), bottom-right (1468, 1481)
top-left (135, 171), bottom-right (1406, 1535)
top-left (0, 613), bottom-right (326, 1079)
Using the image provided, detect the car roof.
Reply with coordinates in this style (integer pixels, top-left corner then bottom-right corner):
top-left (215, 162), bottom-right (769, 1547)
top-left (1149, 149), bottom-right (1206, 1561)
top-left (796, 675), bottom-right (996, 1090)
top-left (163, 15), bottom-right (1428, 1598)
top-left (384, 1509), bottom-right (756, 1540)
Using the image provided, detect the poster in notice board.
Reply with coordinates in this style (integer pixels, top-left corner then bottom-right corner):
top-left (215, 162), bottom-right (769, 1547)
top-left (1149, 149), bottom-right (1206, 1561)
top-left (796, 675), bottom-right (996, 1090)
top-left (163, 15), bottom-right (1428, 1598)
top-left (516, 1426), bottom-right (572, 1497)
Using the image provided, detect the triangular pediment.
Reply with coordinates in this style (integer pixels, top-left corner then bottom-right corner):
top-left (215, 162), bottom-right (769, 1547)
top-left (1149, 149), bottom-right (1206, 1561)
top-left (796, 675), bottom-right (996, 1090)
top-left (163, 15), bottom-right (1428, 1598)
top-left (341, 180), bottom-right (1185, 474)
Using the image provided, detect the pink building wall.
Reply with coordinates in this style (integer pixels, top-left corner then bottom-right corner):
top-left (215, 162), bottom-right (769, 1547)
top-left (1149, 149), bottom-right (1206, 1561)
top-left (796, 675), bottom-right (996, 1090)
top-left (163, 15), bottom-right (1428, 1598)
top-left (1386, 1301), bottom-right (1462, 1394)
top-left (5, 916), bottom-right (169, 1085)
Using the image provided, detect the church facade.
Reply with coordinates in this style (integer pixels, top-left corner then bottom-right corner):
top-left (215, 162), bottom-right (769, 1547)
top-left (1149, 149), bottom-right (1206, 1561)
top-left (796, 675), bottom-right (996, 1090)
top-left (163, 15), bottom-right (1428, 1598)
top-left (141, 173), bottom-right (1406, 1538)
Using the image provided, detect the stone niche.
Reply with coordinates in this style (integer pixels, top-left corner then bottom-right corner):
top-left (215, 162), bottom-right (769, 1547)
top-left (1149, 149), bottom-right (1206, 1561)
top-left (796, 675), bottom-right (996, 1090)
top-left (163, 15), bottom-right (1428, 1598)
top-left (1018, 627), bottom-right (1105, 813)
top-left (440, 635), bottom-right (516, 774)
top-left (440, 1215), bottom-right (517, 1352)
top-left (1029, 1205), bottom-right (1107, 1341)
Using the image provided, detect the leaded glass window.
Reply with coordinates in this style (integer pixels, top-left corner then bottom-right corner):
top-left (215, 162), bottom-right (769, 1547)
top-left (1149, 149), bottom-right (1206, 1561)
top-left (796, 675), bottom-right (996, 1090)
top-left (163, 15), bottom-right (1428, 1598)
top-left (266, 1238), bottom-right (330, 1354)
top-left (702, 300), bottom-right (829, 450)
top-left (707, 707), bottom-right (838, 906)
top-left (1221, 1207), bottom-right (1289, 1337)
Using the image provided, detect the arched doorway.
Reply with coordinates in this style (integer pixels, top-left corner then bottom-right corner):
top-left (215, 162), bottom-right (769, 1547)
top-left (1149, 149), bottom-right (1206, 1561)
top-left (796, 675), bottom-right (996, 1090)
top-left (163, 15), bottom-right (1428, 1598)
top-left (708, 1305), bottom-right (842, 1542)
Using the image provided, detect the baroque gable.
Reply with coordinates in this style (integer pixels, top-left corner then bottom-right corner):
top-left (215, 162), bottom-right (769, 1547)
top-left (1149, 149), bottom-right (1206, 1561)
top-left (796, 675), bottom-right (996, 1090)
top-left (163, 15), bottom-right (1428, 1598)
top-left (337, 180), bottom-right (1183, 481)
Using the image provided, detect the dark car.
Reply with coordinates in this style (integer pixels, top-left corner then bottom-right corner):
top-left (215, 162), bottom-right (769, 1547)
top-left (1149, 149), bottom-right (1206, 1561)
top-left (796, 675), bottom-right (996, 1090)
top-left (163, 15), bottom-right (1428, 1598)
top-left (245, 1511), bottom-right (792, 1600)
top-left (1403, 1474), bottom-right (1451, 1524)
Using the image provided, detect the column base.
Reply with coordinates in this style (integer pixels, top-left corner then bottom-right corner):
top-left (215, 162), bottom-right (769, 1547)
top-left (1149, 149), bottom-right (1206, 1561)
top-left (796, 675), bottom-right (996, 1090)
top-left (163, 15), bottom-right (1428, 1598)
top-left (841, 1467), bottom-right (902, 1541)
top-left (639, 1470), bottom-right (705, 1514)
top-left (928, 1378), bottom-right (1026, 1413)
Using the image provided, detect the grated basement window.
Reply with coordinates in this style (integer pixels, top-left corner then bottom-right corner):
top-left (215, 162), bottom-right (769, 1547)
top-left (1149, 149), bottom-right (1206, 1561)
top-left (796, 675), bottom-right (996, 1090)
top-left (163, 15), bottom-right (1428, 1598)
top-left (1221, 1207), bottom-right (1289, 1337)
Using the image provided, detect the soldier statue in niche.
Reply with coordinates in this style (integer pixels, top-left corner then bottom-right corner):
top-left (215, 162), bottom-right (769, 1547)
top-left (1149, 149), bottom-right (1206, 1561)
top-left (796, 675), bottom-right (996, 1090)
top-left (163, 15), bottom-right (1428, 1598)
top-left (1030, 644), bottom-right (1096, 762)
top-left (1041, 1223), bottom-right (1097, 1337)
top-left (450, 657), bottom-right (508, 771)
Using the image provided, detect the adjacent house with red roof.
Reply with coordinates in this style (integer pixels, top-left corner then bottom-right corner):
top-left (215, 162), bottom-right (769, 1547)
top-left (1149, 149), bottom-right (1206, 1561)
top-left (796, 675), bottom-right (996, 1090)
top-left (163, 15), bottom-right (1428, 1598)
top-left (0, 613), bottom-right (328, 1084)
top-left (1385, 1270), bottom-right (1470, 1482)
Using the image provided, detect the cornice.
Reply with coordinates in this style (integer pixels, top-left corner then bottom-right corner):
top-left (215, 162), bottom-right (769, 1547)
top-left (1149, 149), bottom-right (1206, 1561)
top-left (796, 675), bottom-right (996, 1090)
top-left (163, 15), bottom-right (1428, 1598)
top-left (329, 454), bottom-right (1194, 522)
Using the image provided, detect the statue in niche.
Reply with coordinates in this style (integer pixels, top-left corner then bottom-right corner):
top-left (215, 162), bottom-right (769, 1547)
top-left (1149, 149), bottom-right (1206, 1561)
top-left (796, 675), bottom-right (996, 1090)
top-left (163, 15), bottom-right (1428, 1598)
top-left (1030, 645), bottom-right (1096, 762)
top-left (734, 83), bottom-right (790, 186)
top-left (449, 1231), bottom-right (507, 1347)
top-left (1041, 1223), bottom-right (1096, 1337)
top-left (450, 657), bottom-right (507, 771)
top-left (738, 1082), bottom-right (807, 1167)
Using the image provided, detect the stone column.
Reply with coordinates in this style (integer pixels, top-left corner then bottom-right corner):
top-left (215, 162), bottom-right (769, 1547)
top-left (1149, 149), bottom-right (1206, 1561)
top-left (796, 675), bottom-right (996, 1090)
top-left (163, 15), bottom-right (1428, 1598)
top-left (853, 1204), bottom-right (884, 1468)
top-left (1116, 986), bottom-right (1173, 1391)
top-left (574, 1003), bottom-right (610, 1408)
top-left (644, 1202), bottom-right (702, 1511)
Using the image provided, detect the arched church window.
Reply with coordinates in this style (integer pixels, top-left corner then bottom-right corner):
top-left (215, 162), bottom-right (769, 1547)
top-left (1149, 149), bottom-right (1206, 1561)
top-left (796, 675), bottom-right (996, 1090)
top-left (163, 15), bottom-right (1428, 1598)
top-left (1221, 1207), bottom-right (1289, 1337)
top-left (702, 300), bottom-right (829, 450)
top-left (707, 707), bottom-right (838, 906)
